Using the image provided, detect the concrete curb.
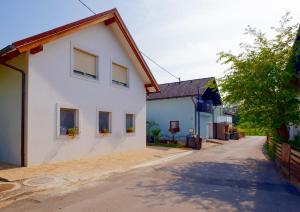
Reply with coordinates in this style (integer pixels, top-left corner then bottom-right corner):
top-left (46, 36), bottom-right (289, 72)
top-left (131, 150), bottom-right (194, 169)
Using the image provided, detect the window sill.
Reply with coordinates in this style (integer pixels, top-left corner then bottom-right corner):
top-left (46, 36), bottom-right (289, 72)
top-left (97, 133), bottom-right (112, 137)
top-left (125, 132), bottom-right (135, 136)
top-left (111, 82), bottom-right (130, 90)
top-left (112, 80), bottom-right (128, 87)
top-left (71, 72), bottom-right (99, 84)
top-left (57, 134), bottom-right (80, 140)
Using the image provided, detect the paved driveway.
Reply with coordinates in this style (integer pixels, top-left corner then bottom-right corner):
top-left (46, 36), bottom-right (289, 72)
top-left (3, 136), bottom-right (300, 211)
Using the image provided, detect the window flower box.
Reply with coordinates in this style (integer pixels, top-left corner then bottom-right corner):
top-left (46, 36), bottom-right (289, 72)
top-left (67, 127), bottom-right (78, 139)
top-left (127, 127), bottom-right (134, 133)
top-left (100, 128), bottom-right (110, 135)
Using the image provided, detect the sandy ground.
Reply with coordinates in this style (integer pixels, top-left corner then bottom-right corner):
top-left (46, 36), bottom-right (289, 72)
top-left (2, 136), bottom-right (300, 212)
top-left (0, 146), bottom-right (190, 182)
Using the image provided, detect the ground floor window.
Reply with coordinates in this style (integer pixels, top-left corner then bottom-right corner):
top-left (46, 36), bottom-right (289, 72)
top-left (98, 111), bottom-right (111, 134)
top-left (169, 120), bottom-right (180, 133)
top-left (126, 113), bottom-right (135, 133)
top-left (57, 105), bottom-right (79, 137)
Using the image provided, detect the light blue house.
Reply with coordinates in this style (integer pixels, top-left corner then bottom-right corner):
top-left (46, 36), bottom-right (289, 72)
top-left (147, 77), bottom-right (233, 140)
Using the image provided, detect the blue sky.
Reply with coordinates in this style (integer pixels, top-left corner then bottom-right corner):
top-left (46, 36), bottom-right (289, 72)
top-left (1, 0), bottom-right (300, 83)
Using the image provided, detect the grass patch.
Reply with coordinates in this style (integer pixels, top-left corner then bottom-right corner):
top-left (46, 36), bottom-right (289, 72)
top-left (236, 127), bottom-right (267, 136)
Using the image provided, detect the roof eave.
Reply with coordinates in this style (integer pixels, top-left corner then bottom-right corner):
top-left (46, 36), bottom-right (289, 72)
top-left (113, 10), bottom-right (160, 92)
top-left (147, 94), bottom-right (198, 101)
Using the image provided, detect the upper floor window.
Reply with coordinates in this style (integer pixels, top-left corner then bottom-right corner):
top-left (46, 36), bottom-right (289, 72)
top-left (73, 48), bottom-right (97, 79)
top-left (112, 62), bottom-right (128, 87)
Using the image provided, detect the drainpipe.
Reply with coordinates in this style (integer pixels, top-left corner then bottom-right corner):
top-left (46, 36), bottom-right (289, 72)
top-left (195, 105), bottom-right (197, 135)
top-left (0, 62), bottom-right (25, 167)
top-left (191, 97), bottom-right (197, 135)
top-left (197, 87), bottom-right (201, 138)
top-left (210, 106), bottom-right (214, 139)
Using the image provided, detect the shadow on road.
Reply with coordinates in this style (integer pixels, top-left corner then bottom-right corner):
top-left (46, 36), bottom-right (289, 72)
top-left (132, 159), bottom-right (300, 211)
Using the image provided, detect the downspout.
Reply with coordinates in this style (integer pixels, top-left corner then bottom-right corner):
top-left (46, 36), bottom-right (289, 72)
top-left (0, 62), bottom-right (26, 167)
top-left (191, 96), bottom-right (197, 134)
top-left (210, 106), bottom-right (214, 139)
top-left (195, 105), bottom-right (197, 135)
top-left (198, 104), bottom-right (200, 137)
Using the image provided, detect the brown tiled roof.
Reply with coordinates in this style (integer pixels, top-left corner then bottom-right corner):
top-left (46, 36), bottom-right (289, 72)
top-left (147, 77), bottom-right (214, 100)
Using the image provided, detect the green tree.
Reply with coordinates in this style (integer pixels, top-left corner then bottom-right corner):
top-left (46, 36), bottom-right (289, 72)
top-left (217, 13), bottom-right (300, 143)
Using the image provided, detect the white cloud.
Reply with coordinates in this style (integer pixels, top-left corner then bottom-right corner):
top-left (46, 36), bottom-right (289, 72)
top-left (128, 0), bottom-right (300, 83)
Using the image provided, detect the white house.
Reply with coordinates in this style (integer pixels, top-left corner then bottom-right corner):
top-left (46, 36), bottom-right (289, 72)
top-left (147, 78), bottom-right (233, 141)
top-left (0, 9), bottom-right (159, 166)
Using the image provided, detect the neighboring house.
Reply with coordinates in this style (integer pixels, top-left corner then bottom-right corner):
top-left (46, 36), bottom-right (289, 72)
top-left (0, 9), bottom-right (159, 166)
top-left (288, 26), bottom-right (300, 140)
top-left (146, 78), bottom-right (232, 140)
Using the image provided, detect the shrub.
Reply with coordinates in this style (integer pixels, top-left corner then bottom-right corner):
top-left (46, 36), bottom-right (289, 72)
top-left (264, 140), bottom-right (277, 161)
top-left (147, 121), bottom-right (158, 136)
top-left (151, 128), bottom-right (161, 144)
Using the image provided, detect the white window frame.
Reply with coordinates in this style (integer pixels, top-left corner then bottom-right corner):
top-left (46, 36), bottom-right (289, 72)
top-left (110, 58), bottom-right (130, 89)
top-left (125, 112), bottom-right (135, 135)
top-left (56, 103), bottom-right (80, 139)
top-left (70, 42), bottom-right (100, 83)
top-left (96, 108), bottom-right (112, 137)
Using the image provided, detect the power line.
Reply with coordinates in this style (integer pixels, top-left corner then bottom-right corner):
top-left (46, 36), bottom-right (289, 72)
top-left (78, 0), bottom-right (96, 14)
top-left (140, 51), bottom-right (180, 81)
top-left (77, 0), bottom-right (180, 82)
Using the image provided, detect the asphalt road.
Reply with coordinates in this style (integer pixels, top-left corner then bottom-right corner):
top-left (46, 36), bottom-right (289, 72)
top-left (3, 136), bottom-right (300, 212)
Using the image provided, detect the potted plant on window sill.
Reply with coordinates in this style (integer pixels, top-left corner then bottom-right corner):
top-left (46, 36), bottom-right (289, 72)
top-left (127, 127), bottom-right (134, 133)
top-left (100, 128), bottom-right (110, 135)
top-left (67, 127), bottom-right (78, 139)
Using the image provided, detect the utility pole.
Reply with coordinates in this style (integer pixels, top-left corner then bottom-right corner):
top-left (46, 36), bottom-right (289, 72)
top-left (191, 86), bottom-right (202, 150)
top-left (196, 86), bottom-right (202, 150)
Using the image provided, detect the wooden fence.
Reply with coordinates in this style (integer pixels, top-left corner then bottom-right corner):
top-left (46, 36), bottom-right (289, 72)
top-left (276, 143), bottom-right (300, 186)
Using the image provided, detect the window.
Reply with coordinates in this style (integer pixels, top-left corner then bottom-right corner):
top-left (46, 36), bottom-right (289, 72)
top-left (59, 108), bottom-right (79, 136)
top-left (98, 111), bottom-right (111, 134)
top-left (112, 62), bottom-right (128, 87)
top-left (73, 48), bottom-right (97, 79)
top-left (126, 113), bottom-right (135, 133)
top-left (169, 121), bottom-right (180, 133)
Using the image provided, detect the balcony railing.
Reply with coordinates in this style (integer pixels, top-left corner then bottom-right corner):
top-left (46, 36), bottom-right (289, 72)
top-left (197, 101), bottom-right (212, 113)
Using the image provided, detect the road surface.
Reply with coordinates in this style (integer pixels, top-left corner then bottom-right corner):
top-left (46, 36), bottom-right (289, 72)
top-left (3, 136), bottom-right (300, 211)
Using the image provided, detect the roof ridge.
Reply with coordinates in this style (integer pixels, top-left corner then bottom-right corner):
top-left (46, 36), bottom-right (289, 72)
top-left (158, 77), bottom-right (215, 85)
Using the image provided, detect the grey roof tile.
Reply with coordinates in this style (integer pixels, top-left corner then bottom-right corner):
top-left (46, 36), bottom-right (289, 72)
top-left (147, 77), bottom-right (214, 100)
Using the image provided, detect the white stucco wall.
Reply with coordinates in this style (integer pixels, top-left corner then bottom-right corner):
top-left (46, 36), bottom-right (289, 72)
top-left (0, 54), bottom-right (27, 165)
top-left (26, 23), bottom-right (147, 166)
top-left (147, 97), bottom-right (213, 140)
